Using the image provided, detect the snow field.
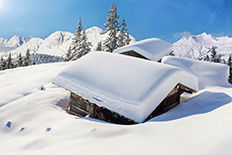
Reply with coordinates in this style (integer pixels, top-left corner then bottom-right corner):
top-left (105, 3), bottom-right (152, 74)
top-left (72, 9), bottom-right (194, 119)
top-left (0, 57), bottom-right (232, 154)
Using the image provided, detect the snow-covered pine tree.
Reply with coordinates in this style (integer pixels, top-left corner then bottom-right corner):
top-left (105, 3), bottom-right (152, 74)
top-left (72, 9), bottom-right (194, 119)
top-left (64, 47), bottom-right (72, 61)
top-left (24, 49), bottom-right (31, 66)
top-left (204, 55), bottom-right (210, 61)
top-left (70, 17), bottom-right (83, 60)
top-left (217, 53), bottom-right (222, 63)
top-left (95, 41), bottom-right (102, 51)
top-left (101, 4), bottom-right (120, 52)
top-left (75, 29), bottom-right (92, 58)
top-left (210, 46), bottom-right (217, 62)
top-left (5, 53), bottom-right (13, 69)
top-left (32, 60), bottom-right (36, 65)
top-left (0, 56), bottom-right (6, 70)
top-left (118, 19), bottom-right (131, 47)
top-left (124, 32), bottom-right (131, 46)
top-left (16, 53), bottom-right (23, 67)
top-left (228, 54), bottom-right (232, 84)
top-left (118, 19), bottom-right (126, 48)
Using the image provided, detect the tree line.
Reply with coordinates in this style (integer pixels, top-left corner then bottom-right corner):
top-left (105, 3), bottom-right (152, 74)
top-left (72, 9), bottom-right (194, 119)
top-left (0, 49), bottom-right (31, 70)
top-left (0, 49), bottom-right (64, 71)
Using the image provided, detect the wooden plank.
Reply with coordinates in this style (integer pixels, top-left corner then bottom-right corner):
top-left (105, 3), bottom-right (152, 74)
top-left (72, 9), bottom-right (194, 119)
top-left (68, 92), bottom-right (137, 124)
top-left (121, 50), bottom-right (149, 60)
top-left (70, 104), bottom-right (89, 117)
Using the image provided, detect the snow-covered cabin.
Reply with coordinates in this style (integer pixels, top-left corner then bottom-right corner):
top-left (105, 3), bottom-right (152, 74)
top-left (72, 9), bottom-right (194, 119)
top-left (113, 38), bottom-right (174, 61)
top-left (162, 56), bottom-right (230, 90)
top-left (52, 52), bottom-right (198, 124)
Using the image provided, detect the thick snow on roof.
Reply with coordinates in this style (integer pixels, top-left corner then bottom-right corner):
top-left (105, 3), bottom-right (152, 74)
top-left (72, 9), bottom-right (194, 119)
top-left (52, 52), bottom-right (198, 122)
top-left (113, 38), bottom-right (173, 61)
top-left (162, 56), bottom-right (230, 90)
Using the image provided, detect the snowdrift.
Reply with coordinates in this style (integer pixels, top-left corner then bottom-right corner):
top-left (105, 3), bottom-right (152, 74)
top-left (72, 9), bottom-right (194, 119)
top-left (52, 52), bottom-right (198, 123)
top-left (1, 58), bottom-right (232, 154)
top-left (162, 56), bottom-right (230, 89)
top-left (113, 38), bottom-right (173, 61)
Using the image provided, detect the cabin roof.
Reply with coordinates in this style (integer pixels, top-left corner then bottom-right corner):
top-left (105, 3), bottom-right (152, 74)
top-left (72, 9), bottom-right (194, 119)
top-left (162, 56), bottom-right (230, 90)
top-left (113, 38), bottom-right (174, 61)
top-left (52, 52), bottom-right (198, 122)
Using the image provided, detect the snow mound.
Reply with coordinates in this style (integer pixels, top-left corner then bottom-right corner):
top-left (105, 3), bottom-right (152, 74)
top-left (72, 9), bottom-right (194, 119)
top-left (52, 52), bottom-right (198, 122)
top-left (162, 56), bottom-right (230, 89)
top-left (113, 38), bottom-right (173, 61)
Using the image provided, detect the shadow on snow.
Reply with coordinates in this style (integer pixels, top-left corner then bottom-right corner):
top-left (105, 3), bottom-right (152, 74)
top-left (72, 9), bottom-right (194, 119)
top-left (149, 91), bottom-right (232, 122)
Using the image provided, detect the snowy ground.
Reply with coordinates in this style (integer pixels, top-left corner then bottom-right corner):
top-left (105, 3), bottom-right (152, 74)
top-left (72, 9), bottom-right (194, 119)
top-left (1, 61), bottom-right (232, 154)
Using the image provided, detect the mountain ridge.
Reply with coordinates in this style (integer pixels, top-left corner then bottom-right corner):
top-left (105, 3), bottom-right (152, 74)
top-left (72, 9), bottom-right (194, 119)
top-left (0, 26), bottom-right (136, 58)
top-left (174, 32), bottom-right (232, 61)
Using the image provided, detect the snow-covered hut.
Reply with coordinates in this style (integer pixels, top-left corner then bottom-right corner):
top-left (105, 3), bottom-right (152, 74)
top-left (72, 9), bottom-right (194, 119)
top-left (113, 38), bottom-right (174, 61)
top-left (52, 52), bottom-right (198, 124)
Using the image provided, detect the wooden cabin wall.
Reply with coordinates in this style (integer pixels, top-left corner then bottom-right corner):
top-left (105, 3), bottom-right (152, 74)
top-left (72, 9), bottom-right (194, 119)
top-left (121, 50), bottom-right (149, 60)
top-left (144, 83), bottom-right (196, 122)
top-left (67, 92), bottom-right (137, 125)
top-left (67, 83), bottom-right (196, 124)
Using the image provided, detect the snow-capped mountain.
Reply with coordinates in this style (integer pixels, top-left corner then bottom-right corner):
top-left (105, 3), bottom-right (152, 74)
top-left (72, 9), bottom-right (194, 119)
top-left (0, 36), bottom-right (33, 54)
top-left (0, 38), bottom-right (8, 45)
top-left (4, 35), bottom-right (32, 47)
top-left (174, 32), bottom-right (232, 61)
top-left (0, 26), bottom-right (136, 58)
top-left (37, 31), bottom-right (73, 57)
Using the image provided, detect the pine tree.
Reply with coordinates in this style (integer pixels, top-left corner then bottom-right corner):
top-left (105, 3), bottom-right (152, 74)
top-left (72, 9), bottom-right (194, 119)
top-left (124, 32), bottom-right (131, 46)
top-left (210, 46), bottom-right (222, 63)
top-left (67, 17), bottom-right (92, 60)
top-left (210, 46), bottom-right (217, 62)
top-left (24, 49), bottom-right (31, 66)
top-left (76, 29), bottom-right (91, 58)
top-left (101, 4), bottom-right (120, 52)
top-left (64, 47), bottom-right (72, 61)
top-left (228, 54), bottom-right (232, 84)
top-left (95, 41), bottom-right (102, 51)
top-left (204, 55), bottom-right (210, 61)
top-left (0, 56), bottom-right (5, 70)
top-left (118, 19), bottom-right (131, 47)
top-left (217, 53), bottom-right (222, 63)
top-left (5, 53), bottom-right (13, 69)
top-left (32, 60), bottom-right (36, 65)
top-left (118, 19), bottom-right (126, 48)
top-left (16, 53), bottom-right (23, 67)
top-left (70, 17), bottom-right (83, 60)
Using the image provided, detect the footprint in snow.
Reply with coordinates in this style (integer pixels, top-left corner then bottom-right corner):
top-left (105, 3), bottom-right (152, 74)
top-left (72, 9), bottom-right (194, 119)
top-left (38, 85), bottom-right (45, 91)
top-left (6, 121), bottom-right (11, 128)
top-left (20, 127), bottom-right (25, 131)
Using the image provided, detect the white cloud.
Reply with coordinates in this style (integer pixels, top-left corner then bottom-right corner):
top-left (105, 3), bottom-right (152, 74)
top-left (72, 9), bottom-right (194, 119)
top-left (173, 31), bottom-right (192, 40)
top-left (212, 32), bottom-right (225, 37)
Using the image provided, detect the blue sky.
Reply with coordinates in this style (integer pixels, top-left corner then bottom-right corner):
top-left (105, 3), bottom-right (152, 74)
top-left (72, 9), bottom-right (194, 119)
top-left (0, 0), bottom-right (232, 43)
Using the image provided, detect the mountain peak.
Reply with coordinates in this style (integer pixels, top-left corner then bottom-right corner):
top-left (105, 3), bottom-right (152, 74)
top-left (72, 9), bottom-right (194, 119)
top-left (174, 32), bottom-right (232, 60)
top-left (86, 26), bottom-right (103, 32)
top-left (5, 35), bottom-right (32, 47)
top-left (201, 32), bottom-right (208, 36)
